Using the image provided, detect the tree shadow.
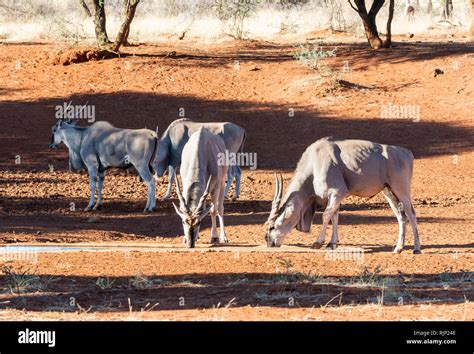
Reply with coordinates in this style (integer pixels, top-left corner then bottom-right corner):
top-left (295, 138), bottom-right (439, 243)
top-left (92, 40), bottom-right (474, 71)
top-left (130, 42), bottom-right (295, 68)
top-left (0, 271), bottom-right (471, 313)
top-left (0, 91), bottom-right (472, 172)
top-left (0, 194), bottom-right (464, 241)
top-left (327, 41), bottom-right (474, 71)
top-left (364, 243), bottom-right (474, 253)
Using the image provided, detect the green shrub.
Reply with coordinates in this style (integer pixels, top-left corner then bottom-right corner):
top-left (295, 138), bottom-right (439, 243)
top-left (293, 43), bottom-right (337, 72)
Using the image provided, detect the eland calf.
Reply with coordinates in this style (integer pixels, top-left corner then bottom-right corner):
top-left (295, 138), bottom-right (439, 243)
top-left (153, 118), bottom-right (246, 201)
top-left (50, 120), bottom-right (158, 212)
top-left (172, 128), bottom-right (229, 248)
top-left (265, 137), bottom-right (421, 254)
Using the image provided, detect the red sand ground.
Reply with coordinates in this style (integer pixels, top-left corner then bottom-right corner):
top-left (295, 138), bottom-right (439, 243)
top-left (0, 31), bottom-right (472, 320)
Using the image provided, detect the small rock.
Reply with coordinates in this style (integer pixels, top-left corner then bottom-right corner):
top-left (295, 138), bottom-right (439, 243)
top-left (434, 68), bottom-right (444, 77)
top-left (36, 231), bottom-right (42, 235)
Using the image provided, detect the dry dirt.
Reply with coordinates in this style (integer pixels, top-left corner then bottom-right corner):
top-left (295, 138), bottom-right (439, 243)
top-left (0, 30), bottom-right (473, 320)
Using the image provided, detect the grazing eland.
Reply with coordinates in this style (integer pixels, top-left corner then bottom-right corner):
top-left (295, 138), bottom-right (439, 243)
top-left (153, 118), bottom-right (246, 201)
top-left (265, 137), bottom-right (421, 254)
top-left (49, 120), bottom-right (158, 212)
top-left (172, 128), bottom-right (229, 248)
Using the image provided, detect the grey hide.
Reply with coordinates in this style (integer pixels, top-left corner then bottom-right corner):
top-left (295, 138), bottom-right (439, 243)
top-left (152, 118), bottom-right (246, 201)
top-left (265, 137), bottom-right (421, 254)
top-left (50, 120), bottom-right (158, 212)
top-left (172, 128), bottom-right (229, 248)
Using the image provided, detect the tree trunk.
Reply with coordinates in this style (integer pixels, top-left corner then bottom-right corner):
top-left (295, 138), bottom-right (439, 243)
top-left (121, 0), bottom-right (131, 46)
top-left (112, 0), bottom-right (140, 52)
top-left (444, 0), bottom-right (453, 19)
top-left (361, 14), bottom-right (384, 49)
top-left (385, 0), bottom-right (394, 48)
top-left (92, 0), bottom-right (110, 46)
top-left (122, 27), bottom-right (131, 46)
top-left (350, 0), bottom-right (386, 49)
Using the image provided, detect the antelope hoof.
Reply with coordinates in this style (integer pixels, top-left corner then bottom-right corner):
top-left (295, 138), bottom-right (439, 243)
top-left (413, 249), bottom-right (421, 255)
top-left (210, 238), bottom-right (219, 245)
top-left (92, 204), bottom-right (102, 211)
top-left (393, 247), bottom-right (403, 254)
top-left (84, 206), bottom-right (93, 212)
top-left (220, 236), bottom-right (229, 244)
top-left (326, 243), bottom-right (336, 250)
top-left (311, 242), bottom-right (323, 249)
top-left (161, 194), bottom-right (171, 201)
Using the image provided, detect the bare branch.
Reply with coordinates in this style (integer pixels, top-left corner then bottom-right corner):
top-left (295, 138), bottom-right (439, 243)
top-left (348, 0), bottom-right (361, 13)
top-left (78, 0), bottom-right (92, 17)
top-left (369, 0), bottom-right (386, 18)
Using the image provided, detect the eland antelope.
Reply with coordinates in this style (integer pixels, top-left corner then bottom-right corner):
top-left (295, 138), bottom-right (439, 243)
top-left (172, 128), bottom-right (229, 248)
top-left (265, 137), bottom-right (421, 254)
top-left (153, 118), bottom-right (246, 201)
top-left (49, 120), bottom-right (158, 212)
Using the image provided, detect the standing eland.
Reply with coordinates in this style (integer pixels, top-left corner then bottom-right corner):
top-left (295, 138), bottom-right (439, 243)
top-left (265, 137), bottom-right (421, 254)
top-left (172, 128), bottom-right (229, 248)
top-left (49, 120), bottom-right (158, 212)
top-left (153, 118), bottom-right (246, 201)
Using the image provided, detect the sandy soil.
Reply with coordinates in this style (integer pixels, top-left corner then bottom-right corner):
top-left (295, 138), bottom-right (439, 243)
top-left (0, 30), bottom-right (473, 320)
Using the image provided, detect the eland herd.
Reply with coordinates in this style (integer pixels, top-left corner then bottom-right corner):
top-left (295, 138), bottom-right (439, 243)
top-left (50, 118), bottom-right (421, 254)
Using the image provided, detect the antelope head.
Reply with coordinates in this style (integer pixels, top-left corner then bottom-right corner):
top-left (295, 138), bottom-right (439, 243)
top-left (172, 175), bottom-right (213, 248)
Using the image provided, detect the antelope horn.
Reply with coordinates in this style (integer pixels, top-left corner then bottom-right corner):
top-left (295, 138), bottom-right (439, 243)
top-left (273, 174), bottom-right (284, 206)
top-left (278, 174), bottom-right (284, 201)
top-left (272, 173), bottom-right (280, 204)
top-left (174, 174), bottom-right (188, 211)
top-left (194, 176), bottom-right (212, 216)
top-left (269, 174), bottom-right (284, 220)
